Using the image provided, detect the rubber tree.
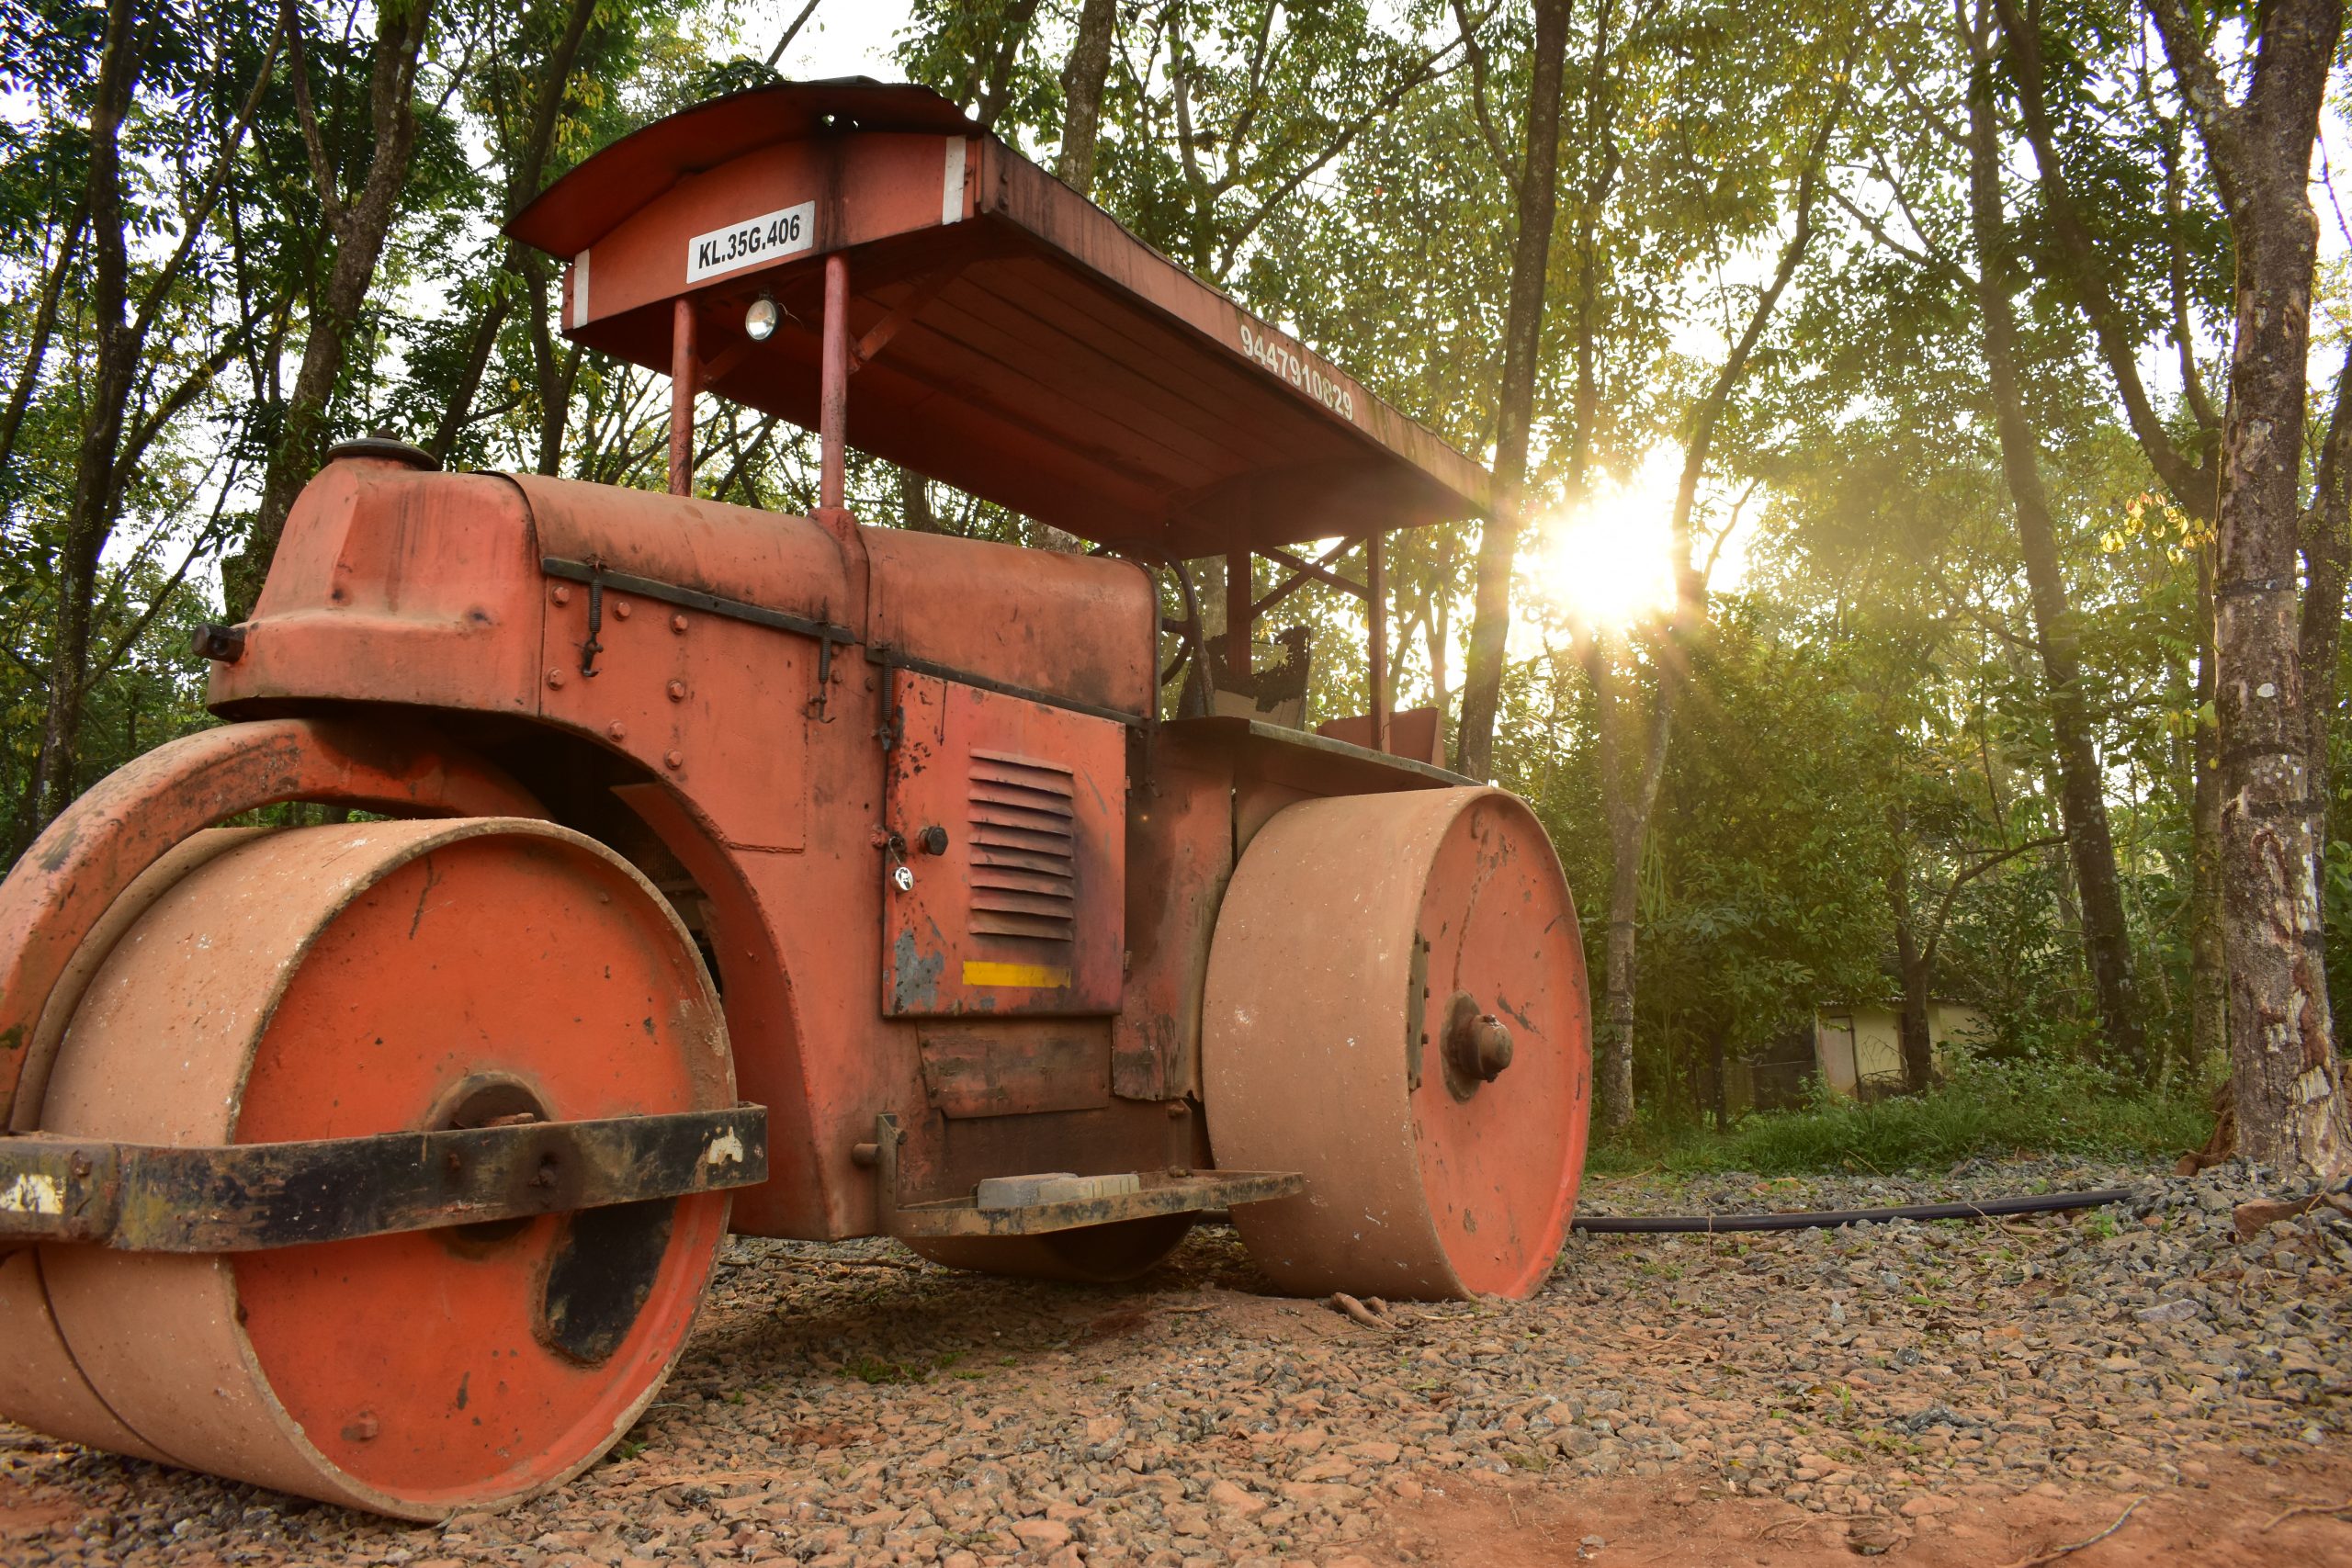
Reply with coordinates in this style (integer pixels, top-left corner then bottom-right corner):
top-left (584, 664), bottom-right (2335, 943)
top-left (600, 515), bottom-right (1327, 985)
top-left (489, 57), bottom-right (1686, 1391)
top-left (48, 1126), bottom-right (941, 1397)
top-left (1453, 0), bottom-right (1571, 784)
top-left (2146, 0), bottom-right (2350, 1179)
top-left (1992, 0), bottom-right (2227, 1082)
top-left (1957, 5), bottom-right (2150, 1079)
top-left (1056, 0), bottom-right (1118, 194)
top-left (1581, 73), bottom-right (1846, 1130)
top-left (23, 0), bottom-right (284, 850)
top-left (224, 0), bottom-right (436, 623)
top-left (424, 0), bottom-right (601, 469)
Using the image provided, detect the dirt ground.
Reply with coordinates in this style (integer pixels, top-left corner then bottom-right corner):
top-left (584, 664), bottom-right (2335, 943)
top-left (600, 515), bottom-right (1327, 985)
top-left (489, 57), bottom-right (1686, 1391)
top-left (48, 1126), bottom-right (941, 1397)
top-left (3, 1157), bottom-right (2349, 1566)
top-left (1361, 1451), bottom-right (2352, 1566)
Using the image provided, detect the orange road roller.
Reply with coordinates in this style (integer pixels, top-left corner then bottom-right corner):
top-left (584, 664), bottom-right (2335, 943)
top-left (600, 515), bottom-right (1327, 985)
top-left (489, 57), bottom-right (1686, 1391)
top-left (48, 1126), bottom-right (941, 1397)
top-left (0, 79), bottom-right (1589, 1517)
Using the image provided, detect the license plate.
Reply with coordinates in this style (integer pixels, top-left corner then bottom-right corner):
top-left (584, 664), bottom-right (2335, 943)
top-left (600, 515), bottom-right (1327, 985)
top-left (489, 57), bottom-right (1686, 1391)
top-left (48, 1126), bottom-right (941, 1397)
top-left (684, 201), bottom-right (814, 284)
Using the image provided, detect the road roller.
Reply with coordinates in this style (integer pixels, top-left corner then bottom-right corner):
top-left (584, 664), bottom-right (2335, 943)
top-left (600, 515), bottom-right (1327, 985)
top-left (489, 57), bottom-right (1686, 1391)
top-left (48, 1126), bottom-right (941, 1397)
top-left (0, 78), bottom-right (1589, 1517)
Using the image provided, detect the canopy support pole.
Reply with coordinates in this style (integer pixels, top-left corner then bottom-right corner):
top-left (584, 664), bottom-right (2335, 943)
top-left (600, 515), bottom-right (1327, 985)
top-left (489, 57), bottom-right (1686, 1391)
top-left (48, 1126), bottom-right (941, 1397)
top-left (1367, 531), bottom-right (1390, 754)
top-left (820, 254), bottom-right (850, 512)
top-left (668, 299), bottom-right (695, 497)
top-left (1225, 551), bottom-right (1252, 681)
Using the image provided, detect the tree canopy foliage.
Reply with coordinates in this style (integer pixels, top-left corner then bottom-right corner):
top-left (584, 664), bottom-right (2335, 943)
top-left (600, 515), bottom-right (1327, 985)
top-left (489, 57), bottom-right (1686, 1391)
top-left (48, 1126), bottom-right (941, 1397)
top-left (3, 0), bottom-right (2347, 1162)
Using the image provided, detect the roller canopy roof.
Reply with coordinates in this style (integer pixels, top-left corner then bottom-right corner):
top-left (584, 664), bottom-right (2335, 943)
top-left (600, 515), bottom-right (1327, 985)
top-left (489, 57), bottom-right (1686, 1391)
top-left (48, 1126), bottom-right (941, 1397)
top-left (506, 79), bottom-right (1492, 557)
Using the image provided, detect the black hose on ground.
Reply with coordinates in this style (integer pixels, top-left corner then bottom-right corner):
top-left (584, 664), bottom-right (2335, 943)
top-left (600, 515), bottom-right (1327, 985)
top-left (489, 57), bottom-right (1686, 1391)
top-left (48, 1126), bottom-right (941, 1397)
top-left (1568, 1188), bottom-right (2135, 1234)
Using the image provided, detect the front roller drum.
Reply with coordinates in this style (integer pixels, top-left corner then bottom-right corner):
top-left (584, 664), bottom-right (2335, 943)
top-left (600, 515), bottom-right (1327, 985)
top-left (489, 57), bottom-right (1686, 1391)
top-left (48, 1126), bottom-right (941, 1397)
top-left (1202, 787), bottom-right (1589, 1301)
top-left (13, 817), bottom-right (734, 1517)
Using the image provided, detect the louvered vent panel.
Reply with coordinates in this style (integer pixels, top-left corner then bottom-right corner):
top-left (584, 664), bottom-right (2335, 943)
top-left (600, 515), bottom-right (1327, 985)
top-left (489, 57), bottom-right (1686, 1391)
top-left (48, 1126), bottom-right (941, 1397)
top-left (969, 750), bottom-right (1077, 943)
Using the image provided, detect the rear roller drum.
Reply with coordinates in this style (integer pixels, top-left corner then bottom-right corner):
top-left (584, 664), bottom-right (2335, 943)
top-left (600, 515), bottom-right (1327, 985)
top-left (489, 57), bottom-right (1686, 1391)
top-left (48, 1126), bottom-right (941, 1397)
top-left (18, 818), bottom-right (732, 1517)
top-left (1202, 787), bottom-right (1589, 1301)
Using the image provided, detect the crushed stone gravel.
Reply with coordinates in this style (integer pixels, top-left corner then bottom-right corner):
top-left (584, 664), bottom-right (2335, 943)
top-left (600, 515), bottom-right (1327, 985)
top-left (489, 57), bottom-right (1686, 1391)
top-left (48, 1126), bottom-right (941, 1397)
top-left (2, 1156), bottom-right (2346, 1565)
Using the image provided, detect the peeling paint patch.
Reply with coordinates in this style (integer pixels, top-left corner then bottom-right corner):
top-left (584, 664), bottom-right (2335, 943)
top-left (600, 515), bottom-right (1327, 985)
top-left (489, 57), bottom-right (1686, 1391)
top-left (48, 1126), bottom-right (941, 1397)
top-left (0, 1171), bottom-right (63, 1214)
top-left (890, 929), bottom-right (946, 1011)
top-left (704, 1131), bottom-right (747, 1167)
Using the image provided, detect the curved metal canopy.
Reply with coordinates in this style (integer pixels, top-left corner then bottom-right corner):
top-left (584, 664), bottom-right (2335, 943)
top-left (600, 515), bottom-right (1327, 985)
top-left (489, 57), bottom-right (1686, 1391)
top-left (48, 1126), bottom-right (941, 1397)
top-left (508, 79), bottom-right (1492, 556)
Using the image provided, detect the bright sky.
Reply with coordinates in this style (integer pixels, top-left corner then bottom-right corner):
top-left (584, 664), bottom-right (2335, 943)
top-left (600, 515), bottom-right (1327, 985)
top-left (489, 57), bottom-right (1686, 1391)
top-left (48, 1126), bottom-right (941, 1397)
top-left (758, 1), bottom-right (915, 78)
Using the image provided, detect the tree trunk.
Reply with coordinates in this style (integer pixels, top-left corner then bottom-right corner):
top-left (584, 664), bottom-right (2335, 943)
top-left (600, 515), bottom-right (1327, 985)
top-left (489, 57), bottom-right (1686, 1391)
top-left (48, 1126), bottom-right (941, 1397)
top-left (973, 0), bottom-right (1042, 131)
top-left (900, 468), bottom-right (944, 533)
top-left (0, 206), bottom-right (85, 479)
top-left (1453, 0), bottom-right (1570, 781)
top-left (1962, 39), bottom-right (2149, 1077)
top-left (2189, 544), bottom-right (2227, 1083)
top-left (1586, 625), bottom-right (1670, 1133)
top-left (1709, 1026), bottom-right (1728, 1133)
top-left (1584, 74), bottom-right (1842, 1131)
top-left (1600, 796), bottom-right (1641, 1129)
top-left (425, 290), bottom-right (514, 464)
top-left (1888, 855), bottom-right (1935, 1091)
top-left (1564, 0), bottom-right (1622, 498)
top-left (519, 255), bottom-right (582, 477)
top-left (2149, 0), bottom-right (2350, 1179)
top-left (225, 0), bottom-right (435, 622)
top-left (2297, 342), bottom-right (2352, 877)
top-left (24, 0), bottom-right (141, 851)
top-left (1057, 0), bottom-right (1117, 196)
top-left (430, 0), bottom-right (597, 465)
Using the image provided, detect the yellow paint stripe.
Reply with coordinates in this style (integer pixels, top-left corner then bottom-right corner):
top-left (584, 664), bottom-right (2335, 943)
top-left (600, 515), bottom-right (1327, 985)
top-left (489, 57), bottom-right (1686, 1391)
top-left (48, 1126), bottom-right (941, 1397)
top-left (961, 960), bottom-right (1071, 989)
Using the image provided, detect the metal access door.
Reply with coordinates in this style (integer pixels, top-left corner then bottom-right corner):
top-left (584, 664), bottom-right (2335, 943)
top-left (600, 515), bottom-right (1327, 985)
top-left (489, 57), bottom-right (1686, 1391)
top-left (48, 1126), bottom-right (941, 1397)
top-left (880, 669), bottom-right (1125, 1016)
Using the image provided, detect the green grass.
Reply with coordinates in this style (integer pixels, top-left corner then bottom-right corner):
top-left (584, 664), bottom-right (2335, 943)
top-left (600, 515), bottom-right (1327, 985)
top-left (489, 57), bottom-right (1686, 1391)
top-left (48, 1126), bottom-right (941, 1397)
top-left (1588, 1055), bottom-right (2213, 1178)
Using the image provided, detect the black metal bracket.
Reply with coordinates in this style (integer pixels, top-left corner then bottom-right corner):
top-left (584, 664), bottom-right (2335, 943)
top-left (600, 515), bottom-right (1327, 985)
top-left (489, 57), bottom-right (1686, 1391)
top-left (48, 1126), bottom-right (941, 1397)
top-left (865, 645), bottom-right (1148, 729)
top-left (581, 572), bottom-right (605, 675)
top-left (0, 1104), bottom-right (766, 1254)
top-left (542, 557), bottom-right (857, 648)
top-left (809, 624), bottom-right (838, 721)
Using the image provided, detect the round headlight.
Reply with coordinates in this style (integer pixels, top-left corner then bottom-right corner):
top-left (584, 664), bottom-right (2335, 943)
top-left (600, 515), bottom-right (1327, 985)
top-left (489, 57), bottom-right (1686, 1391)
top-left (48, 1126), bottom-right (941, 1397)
top-left (744, 294), bottom-right (780, 343)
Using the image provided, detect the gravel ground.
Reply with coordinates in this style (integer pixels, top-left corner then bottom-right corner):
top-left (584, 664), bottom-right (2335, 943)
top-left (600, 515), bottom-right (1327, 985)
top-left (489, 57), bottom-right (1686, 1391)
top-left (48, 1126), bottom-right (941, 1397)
top-left (4, 1156), bottom-right (2350, 1565)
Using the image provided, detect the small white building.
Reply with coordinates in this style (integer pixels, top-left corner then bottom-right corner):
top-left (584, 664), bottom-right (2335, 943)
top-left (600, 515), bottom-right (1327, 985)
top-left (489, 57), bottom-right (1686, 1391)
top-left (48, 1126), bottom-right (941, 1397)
top-left (1813, 1001), bottom-right (1986, 1100)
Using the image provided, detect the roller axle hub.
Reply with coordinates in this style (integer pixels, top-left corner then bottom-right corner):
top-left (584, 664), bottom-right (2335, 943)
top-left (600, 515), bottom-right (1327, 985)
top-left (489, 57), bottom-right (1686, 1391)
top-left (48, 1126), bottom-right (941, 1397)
top-left (1442, 996), bottom-right (1515, 1094)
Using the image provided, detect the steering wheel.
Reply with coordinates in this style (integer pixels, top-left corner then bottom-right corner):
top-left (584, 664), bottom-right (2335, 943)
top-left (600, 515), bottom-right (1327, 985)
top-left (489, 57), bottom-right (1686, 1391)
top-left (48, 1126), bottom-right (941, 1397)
top-left (1089, 544), bottom-right (1213, 717)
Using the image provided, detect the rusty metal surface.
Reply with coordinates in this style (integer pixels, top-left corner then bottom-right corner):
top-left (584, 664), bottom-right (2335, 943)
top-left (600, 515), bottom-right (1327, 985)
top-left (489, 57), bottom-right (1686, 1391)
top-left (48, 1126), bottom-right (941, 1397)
top-left (1200, 787), bottom-right (1589, 1302)
top-left (168, 400), bottom-right (1419, 1269)
top-left (0, 1107), bottom-right (766, 1252)
top-left (539, 556), bottom-right (854, 646)
top-left (197, 450), bottom-right (856, 1240)
top-left (867, 1113), bottom-right (1299, 1238)
top-left (0, 1249), bottom-right (172, 1461)
top-left (1162, 715), bottom-right (1474, 793)
top-left (890, 1175), bottom-right (1299, 1237)
top-left (537, 559), bottom-right (819, 855)
top-left (13, 828), bottom-right (270, 1138)
top-left (27, 818), bottom-right (733, 1517)
top-left (1113, 734), bottom-right (1237, 1102)
top-left (605, 782), bottom-right (834, 1239)
top-left (1315, 705), bottom-right (1451, 770)
top-left (0, 717), bottom-right (541, 1131)
top-left (864, 527), bottom-right (1156, 720)
top-left (1, 830), bottom-right (275, 1465)
top-left (917, 1023), bottom-right (1111, 1119)
top-left (882, 671), bottom-right (1125, 1017)
top-left (206, 456), bottom-right (547, 714)
top-left (504, 80), bottom-right (1491, 556)
top-left (508, 473), bottom-right (853, 636)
